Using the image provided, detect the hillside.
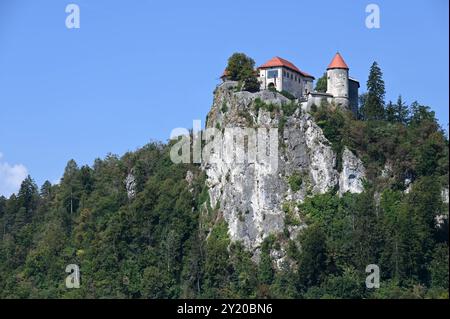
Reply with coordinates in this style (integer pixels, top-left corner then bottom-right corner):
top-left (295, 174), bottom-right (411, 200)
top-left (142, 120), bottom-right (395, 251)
top-left (0, 64), bottom-right (448, 299)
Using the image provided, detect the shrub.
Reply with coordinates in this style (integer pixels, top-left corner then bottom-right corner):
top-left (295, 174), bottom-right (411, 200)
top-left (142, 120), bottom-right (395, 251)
top-left (221, 102), bottom-right (228, 113)
top-left (280, 90), bottom-right (296, 100)
top-left (288, 172), bottom-right (303, 192)
top-left (282, 101), bottom-right (298, 117)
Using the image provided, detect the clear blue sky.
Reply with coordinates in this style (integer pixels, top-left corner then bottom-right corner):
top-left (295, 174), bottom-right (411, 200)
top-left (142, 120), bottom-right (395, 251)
top-left (0, 0), bottom-right (448, 195)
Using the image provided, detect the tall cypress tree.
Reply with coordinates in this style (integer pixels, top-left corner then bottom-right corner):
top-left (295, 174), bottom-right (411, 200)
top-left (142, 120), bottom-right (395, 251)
top-left (361, 61), bottom-right (385, 120)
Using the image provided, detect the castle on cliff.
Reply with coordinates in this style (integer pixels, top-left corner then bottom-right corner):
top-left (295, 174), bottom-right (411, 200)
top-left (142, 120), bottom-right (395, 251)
top-left (221, 52), bottom-right (359, 115)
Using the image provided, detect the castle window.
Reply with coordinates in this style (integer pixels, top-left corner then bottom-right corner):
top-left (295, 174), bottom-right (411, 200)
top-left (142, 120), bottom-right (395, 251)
top-left (267, 70), bottom-right (278, 78)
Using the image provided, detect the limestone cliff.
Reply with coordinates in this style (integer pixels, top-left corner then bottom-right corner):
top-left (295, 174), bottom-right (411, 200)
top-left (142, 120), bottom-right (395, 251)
top-left (202, 82), bottom-right (366, 256)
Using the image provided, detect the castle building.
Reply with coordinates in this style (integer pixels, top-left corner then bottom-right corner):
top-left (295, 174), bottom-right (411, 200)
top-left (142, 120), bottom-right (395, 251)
top-left (325, 52), bottom-right (360, 114)
top-left (220, 52), bottom-right (359, 114)
top-left (297, 52), bottom-right (359, 115)
top-left (257, 56), bottom-right (314, 99)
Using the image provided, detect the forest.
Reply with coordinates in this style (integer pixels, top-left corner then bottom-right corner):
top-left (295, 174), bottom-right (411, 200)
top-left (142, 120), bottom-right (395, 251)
top-left (0, 60), bottom-right (448, 299)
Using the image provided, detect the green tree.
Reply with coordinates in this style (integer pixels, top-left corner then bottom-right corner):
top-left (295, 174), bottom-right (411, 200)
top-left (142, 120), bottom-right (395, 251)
top-left (60, 159), bottom-right (82, 214)
top-left (385, 101), bottom-right (396, 122)
top-left (315, 73), bottom-right (327, 92)
top-left (304, 267), bottom-right (365, 299)
top-left (297, 224), bottom-right (328, 290)
top-left (429, 243), bottom-right (449, 289)
top-left (226, 53), bottom-right (259, 92)
top-left (258, 238), bottom-right (274, 286)
top-left (16, 176), bottom-right (39, 225)
top-left (394, 95), bottom-right (409, 124)
top-left (203, 220), bottom-right (231, 298)
top-left (409, 101), bottom-right (436, 127)
top-left (360, 61), bottom-right (385, 120)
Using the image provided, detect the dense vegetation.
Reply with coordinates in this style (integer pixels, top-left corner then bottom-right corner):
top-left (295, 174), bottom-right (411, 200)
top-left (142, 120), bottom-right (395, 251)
top-left (315, 73), bottom-right (327, 93)
top-left (0, 60), bottom-right (448, 299)
top-left (304, 103), bottom-right (449, 298)
top-left (224, 53), bottom-right (260, 93)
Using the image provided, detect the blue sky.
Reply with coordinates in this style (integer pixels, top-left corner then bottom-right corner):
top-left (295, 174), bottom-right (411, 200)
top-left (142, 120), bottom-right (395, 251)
top-left (0, 0), bottom-right (448, 195)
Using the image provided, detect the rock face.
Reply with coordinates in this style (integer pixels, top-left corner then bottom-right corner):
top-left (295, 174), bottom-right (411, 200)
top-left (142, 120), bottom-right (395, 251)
top-left (125, 171), bottom-right (136, 199)
top-left (339, 147), bottom-right (366, 196)
top-left (202, 82), bottom-right (366, 253)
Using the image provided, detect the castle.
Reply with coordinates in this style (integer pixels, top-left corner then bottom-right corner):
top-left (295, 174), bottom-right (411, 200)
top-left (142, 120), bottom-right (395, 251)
top-left (221, 52), bottom-right (359, 115)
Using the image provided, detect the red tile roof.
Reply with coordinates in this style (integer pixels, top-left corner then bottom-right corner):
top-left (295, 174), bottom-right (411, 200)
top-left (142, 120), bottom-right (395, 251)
top-left (258, 56), bottom-right (314, 78)
top-left (327, 52), bottom-right (349, 70)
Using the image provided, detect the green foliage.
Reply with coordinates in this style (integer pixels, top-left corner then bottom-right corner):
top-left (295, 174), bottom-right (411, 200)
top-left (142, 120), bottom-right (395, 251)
top-left (281, 101), bottom-right (298, 117)
top-left (279, 90), bottom-right (296, 100)
top-left (312, 105), bottom-right (347, 171)
top-left (429, 243), bottom-right (449, 289)
top-left (225, 53), bottom-right (259, 93)
top-left (315, 73), bottom-right (327, 93)
top-left (0, 79), bottom-right (447, 299)
top-left (394, 95), bottom-right (410, 124)
top-left (203, 219), bottom-right (231, 298)
top-left (258, 237), bottom-right (274, 287)
top-left (243, 76), bottom-right (260, 93)
top-left (386, 96), bottom-right (410, 124)
top-left (221, 101), bottom-right (228, 113)
top-left (254, 97), bottom-right (275, 114)
top-left (297, 224), bottom-right (328, 290)
top-left (360, 61), bottom-right (386, 121)
top-left (385, 101), bottom-right (396, 123)
top-left (283, 203), bottom-right (301, 227)
top-left (288, 172), bottom-right (303, 192)
top-left (304, 267), bottom-right (365, 299)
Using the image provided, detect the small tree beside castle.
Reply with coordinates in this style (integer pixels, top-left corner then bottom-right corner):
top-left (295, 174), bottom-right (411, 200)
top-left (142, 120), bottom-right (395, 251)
top-left (224, 53), bottom-right (260, 93)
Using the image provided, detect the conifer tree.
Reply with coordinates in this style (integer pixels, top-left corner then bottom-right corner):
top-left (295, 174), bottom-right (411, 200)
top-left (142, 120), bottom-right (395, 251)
top-left (16, 176), bottom-right (39, 221)
top-left (394, 95), bottom-right (409, 124)
top-left (361, 61), bottom-right (385, 120)
top-left (385, 101), bottom-right (396, 122)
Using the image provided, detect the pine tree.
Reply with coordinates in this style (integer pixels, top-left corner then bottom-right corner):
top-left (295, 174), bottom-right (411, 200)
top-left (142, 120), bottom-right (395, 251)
top-left (385, 101), bottom-right (396, 122)
top-left (258, 239), bottom-right (274, 286)
top-left (410, 101), bottom-right (436, 127)
top-left (297, 224), bottom-right (327, 290)
top-left (394, 95), bottom-right (409, 124)
top-left (40, 181), bottom-right (52, 198)
top-left (16, 176), bottom-right (39, 222)
top-left (361, 61), bottom-right (385, 120)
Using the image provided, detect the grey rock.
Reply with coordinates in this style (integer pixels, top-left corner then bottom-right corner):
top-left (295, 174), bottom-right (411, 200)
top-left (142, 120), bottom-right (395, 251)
top-left (202, 85), bottom-right (366, 256)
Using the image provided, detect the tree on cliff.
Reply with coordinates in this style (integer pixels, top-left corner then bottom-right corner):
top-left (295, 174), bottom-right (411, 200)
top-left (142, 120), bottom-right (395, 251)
top-left (360, 61), bottom-right (386, 121)
top-left (315, 73), bottom-right (327, 92)
top-left (226, 53), bottom-right (260, 92)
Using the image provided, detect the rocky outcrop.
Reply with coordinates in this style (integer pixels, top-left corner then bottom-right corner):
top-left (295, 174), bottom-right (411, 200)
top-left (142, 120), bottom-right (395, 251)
top-left (339, 147), bottom-right (366, 196)
top-left (125, 171), bottom-right (136, 199)
top-left (202, 82), bottom-right (366, 253)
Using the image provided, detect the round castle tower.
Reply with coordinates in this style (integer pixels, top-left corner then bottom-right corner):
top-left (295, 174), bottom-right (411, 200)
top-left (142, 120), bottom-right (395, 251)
top-left (326, 52), bottom-right (349, 108)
